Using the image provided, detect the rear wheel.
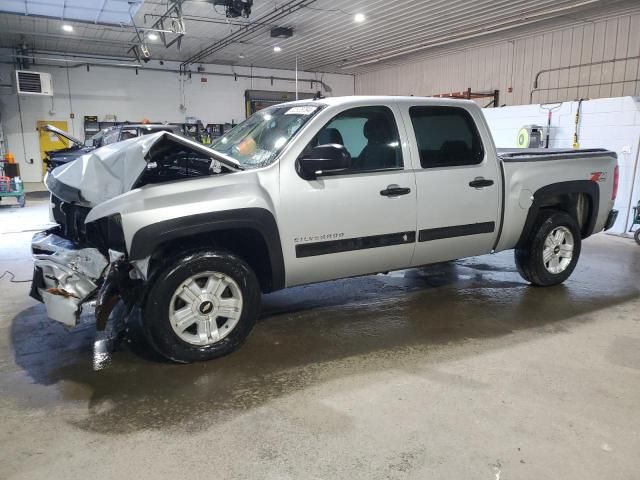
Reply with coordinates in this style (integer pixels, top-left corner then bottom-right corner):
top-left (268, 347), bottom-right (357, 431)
top-left (18, 195), bottom-right (25, 208)
top-left (142, 250), bottom-right (261, 363)
top-left (634, 228), bottom-right (640, 245)
top-left (515, 210), bottom-right (582, 286)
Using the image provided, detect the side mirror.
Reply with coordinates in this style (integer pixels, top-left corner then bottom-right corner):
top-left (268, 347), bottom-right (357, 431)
top-left (297, 144), bottom-right (351, 180)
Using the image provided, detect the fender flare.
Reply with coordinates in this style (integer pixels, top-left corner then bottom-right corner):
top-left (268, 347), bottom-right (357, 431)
top-left (129, 207), bottom-right (285, 291)
top-left (518, 180), bottom-right (600, 245)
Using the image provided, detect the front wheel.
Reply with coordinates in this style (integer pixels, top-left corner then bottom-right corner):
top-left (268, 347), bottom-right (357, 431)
top-left (515, 210), bottom-right (582, 286)
top-left (634, 229), bottom-right (640, 245)
top-left (142, 250), bottom-right (261, 363)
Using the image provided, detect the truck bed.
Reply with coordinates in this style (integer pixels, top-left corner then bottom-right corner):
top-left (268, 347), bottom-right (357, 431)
top-left (495, 147), bottom-right (617, 253)
top-left (498, 148), bottom-right (616, 162)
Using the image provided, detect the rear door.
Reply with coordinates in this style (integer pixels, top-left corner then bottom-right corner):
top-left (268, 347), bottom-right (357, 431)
top-left (399, 104), bottom-right (501, 265)
top-left (278, 103), bottom-right (418, 287)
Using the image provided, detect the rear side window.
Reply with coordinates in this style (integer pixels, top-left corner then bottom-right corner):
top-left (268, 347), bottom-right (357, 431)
top-left (409, 106), bottom-right (484, 168)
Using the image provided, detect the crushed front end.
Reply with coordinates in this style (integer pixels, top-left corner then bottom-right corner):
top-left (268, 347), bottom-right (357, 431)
top-left (30, 228), bottom-right (108, 326)
top-left (29, 131), bottom-right (240, 331)
top-left (30, 195), bottom-right (140, 330)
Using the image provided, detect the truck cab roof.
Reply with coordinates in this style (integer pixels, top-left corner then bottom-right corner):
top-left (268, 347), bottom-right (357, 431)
top-left (288, 95), bottom-right (480, 109)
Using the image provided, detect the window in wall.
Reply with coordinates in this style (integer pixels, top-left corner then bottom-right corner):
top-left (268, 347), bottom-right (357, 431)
top-left (409, 106), bottom-right (484, 168)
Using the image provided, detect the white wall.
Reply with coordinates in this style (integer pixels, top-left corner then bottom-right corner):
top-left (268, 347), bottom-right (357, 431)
top-left (483, 97), bottom-right (640, 235)
top-left (0, 58), bottom-right (354, 182)
top-left (356, 11), bottom-right (640, 107)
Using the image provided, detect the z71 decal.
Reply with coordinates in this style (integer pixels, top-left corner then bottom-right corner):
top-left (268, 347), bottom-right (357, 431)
top-left (590, 171), bottom-right (607, 183)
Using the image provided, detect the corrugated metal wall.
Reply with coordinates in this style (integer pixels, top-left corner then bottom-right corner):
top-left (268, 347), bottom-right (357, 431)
top-left (355, 12), bottom-right (640, 106)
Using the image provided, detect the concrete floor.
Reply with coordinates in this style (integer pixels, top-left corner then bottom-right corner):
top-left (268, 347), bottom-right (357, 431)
top-left (1, 195), bottom-right (639, 480)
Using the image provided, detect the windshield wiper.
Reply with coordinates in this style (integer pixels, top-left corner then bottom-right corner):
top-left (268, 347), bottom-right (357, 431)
top-left (210, 150), bottom-right (245, 170)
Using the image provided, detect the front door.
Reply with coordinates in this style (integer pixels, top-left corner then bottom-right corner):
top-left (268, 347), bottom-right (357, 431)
top-left (399, 104), bottom-right (501, 266)
top-left (279, 104), bottom-right (417, 287)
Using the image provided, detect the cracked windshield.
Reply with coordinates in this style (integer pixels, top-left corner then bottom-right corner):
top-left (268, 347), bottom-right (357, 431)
top-left (211, 104), bottom-right (321, 168)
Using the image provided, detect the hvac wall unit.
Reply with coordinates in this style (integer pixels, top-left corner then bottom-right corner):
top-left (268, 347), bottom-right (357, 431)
top-left (15, 70), bottom-right (53, 96)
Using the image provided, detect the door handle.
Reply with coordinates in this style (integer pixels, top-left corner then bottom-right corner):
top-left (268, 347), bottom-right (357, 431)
top-left (380, 185), bottom-right (411, 197)
top-left (469, 177), bottom-right (494, 189)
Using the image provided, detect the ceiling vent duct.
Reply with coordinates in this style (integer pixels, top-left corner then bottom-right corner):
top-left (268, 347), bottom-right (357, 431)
top-left (270, 27), bottom-right (293, 39)
top-left (15, 70), bottom-right (53, 96)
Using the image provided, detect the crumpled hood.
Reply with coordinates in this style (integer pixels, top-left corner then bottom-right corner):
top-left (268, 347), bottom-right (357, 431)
top-left (46, 131), bottom-right (241, 206)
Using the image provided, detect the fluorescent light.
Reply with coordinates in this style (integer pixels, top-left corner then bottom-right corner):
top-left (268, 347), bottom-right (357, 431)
top-left (273, 46), bottom-right (282, 53)
top-left (239, 54), bottom-right (245, 59)
top-left (62, 24), bottom-right (74, 32)
top-left (147, 32), bottom-right (159, 41)
top-left (354, 13), bottom-right (366, 23)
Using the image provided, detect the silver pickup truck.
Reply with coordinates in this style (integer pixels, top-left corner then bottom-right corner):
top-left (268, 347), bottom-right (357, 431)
top-left (31, 96), bottom-right (619, 363)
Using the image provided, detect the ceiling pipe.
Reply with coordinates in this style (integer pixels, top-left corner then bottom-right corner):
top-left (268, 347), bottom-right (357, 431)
top-left (143, 13), bottom-right (277, 29)
top-left (30, 49), bottom-right (138, 63)
top-left (533, 55), bottom-right (640, 89)
top-left (530, 78), bottom-right (640, 103)
top-left (0, 53), bottom-right (333, 92)
top-left (0, 10), bottom-right (126, 28)
top-left (0, 28), bottom-right (139, 46)
top-left (2, 53), bottom-right (142, 68)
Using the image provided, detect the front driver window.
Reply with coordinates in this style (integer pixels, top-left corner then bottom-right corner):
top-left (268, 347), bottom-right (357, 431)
top-left (311, 106), bottom-right (403, 172)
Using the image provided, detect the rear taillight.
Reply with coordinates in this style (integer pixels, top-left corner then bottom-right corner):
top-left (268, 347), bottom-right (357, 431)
top-left (612, 165), bottom-right (619, 201)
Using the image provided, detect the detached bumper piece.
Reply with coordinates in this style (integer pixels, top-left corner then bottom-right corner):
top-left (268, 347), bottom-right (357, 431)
top-left (604, 209), bottom-right (618, 231)
top-left (30, 229), bottom-right (108, 327)
top-left (94, 260), bottom-right (139, 331)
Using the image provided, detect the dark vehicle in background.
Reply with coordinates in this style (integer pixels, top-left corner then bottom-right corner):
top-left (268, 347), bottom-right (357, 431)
top-left (97, 124), bottom-right (184, 147)
top-left (41, 124), bottom-right (93, 171)
top-left (43, 123), bottom-right (184, 171)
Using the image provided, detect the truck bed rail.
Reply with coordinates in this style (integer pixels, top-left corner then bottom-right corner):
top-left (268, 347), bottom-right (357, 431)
top-left (498, 148), bottom-right (616, 162)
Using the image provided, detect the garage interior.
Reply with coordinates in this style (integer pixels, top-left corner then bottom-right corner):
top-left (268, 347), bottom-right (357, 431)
top-left (1, 1), bottom-right (639, 479)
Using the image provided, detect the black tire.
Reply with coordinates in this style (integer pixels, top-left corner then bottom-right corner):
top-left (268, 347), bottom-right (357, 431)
top-left (18, 195), bottom-right (25, 208)
top-left (515, 210), bottom-right (582, 286)
top-left (634, 229), bottom-right (640, 246)
top-left (142, 250), bottom-right (261, 363)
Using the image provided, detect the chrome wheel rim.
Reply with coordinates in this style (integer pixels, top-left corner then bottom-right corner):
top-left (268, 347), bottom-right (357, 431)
top-left (542, 226), bottom-right (574, 274)
top-left (169, 271), bottom-right (243, 346)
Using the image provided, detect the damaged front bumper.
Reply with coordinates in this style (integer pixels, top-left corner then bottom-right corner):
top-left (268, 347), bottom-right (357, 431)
top-left (30, 229), bottom-right (109, 327)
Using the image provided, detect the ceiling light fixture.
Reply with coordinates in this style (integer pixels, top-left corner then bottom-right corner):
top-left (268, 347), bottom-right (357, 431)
top-left (62, 24), bottom-right (74, 32)
top-left (239, 54), bottom-right (246, 59)
top-left (147, 32), bottom-right (159, 41)
top-left (354, 13), bottom-right (366, 23)
top-left (273, 46), bottom-right (282, 53)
